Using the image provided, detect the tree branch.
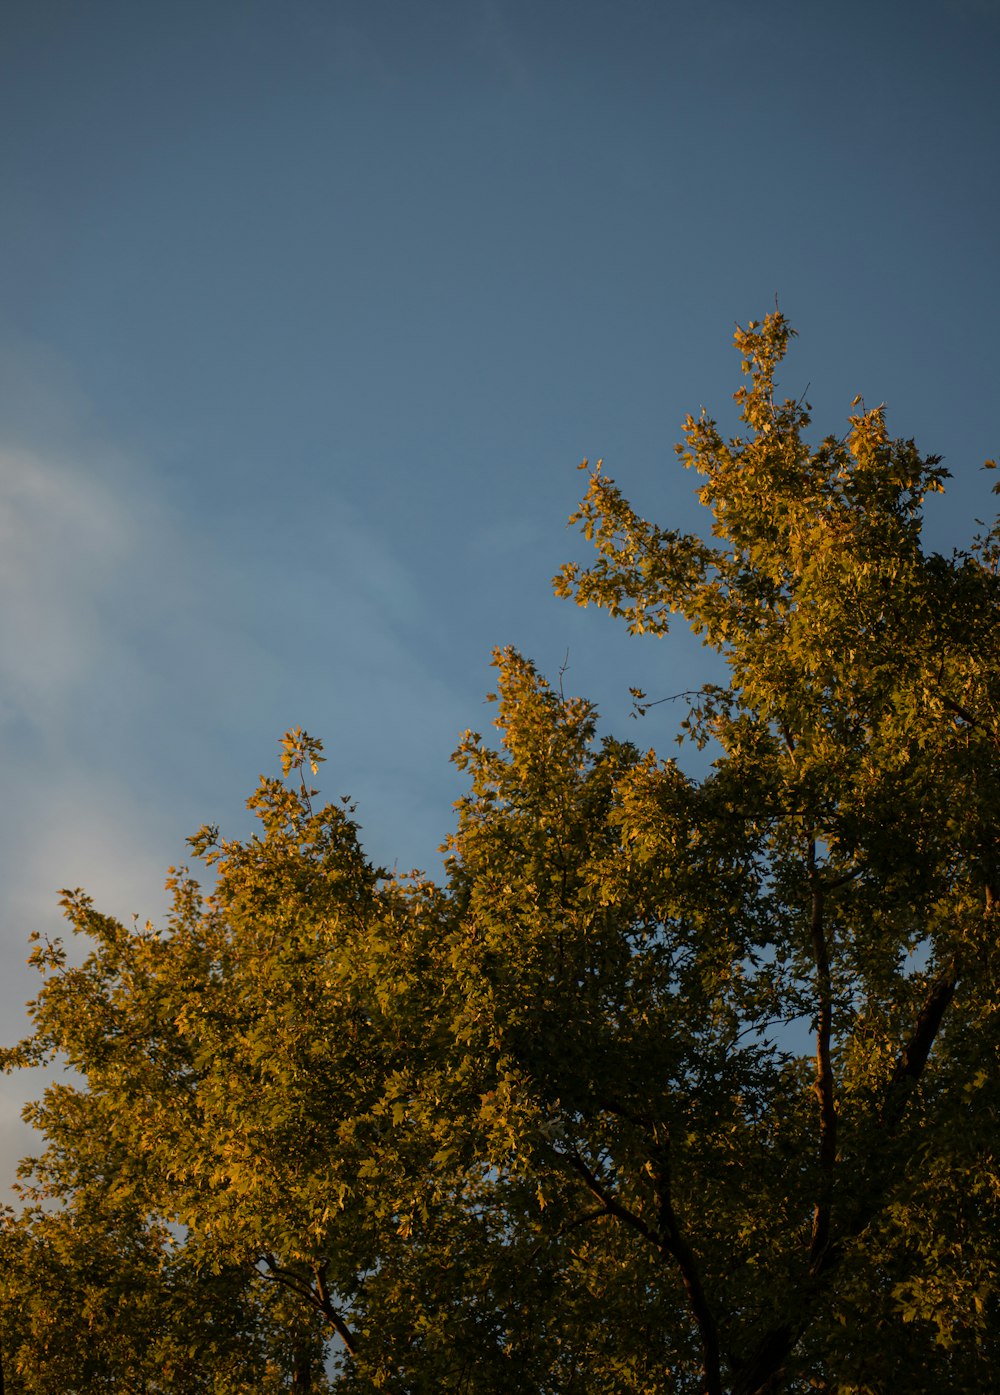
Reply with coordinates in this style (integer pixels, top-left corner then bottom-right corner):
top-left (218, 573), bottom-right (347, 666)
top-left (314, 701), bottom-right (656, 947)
top-left (807, 843), bottom-right (836, 1271)
top-left (261, 1253), bottom-right (358, 1357)
top-left (820, 865), bottom-right (862, 892)
top-left (566, 1148), bottom-right (723, 1395)
top-left (879, 962), bottom-right (958, 1130)
top-left (525, 1203), bottom-right (610, 1268)
top-left (565, 1151), bottom-right (660, 1249)
top-left (731, 895), bottom-right (973, 1393)
top-left (939, 693), bottom-right (999, 746)
top-left (651, 1144), bottom-right (725, 1395)
top-left (313, 1259), bottom-right (359, 1357)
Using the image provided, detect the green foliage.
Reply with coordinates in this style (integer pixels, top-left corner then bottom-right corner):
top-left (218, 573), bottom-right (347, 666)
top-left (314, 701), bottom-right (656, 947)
top-left (3, 314), bottom-right (998, 1392)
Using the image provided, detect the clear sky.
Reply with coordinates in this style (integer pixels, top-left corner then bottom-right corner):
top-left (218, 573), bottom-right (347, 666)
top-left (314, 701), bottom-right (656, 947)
top-left (1, 0), bottom-right (998, 1179)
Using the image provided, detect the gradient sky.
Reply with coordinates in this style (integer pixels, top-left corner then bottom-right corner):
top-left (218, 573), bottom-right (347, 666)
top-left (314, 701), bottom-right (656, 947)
top-left (1, 0), bottom-right (998, 1180)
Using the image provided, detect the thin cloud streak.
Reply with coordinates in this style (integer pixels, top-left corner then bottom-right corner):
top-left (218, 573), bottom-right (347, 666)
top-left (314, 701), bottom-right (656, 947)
top-left (0, 391), bottom-right (475, 1185)
top-left (0, 448), bottom-right (134, 720)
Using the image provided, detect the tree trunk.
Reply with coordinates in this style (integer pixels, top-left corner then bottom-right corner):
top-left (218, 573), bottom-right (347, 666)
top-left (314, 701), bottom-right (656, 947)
top-left (291, 1346), bottom-right (313, 1389)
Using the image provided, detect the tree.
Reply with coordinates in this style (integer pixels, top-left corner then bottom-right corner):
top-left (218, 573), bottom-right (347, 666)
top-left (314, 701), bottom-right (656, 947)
top-left (3, 314), bottom-right (998, 1393)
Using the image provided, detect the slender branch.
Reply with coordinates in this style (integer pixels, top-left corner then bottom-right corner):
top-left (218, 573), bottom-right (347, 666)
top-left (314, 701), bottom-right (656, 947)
top-left (821, 865), bottom-right (862, 892)
top-left (731, 879), bottom-right (971, 1394)
top-left (566, 1149), bottom-right (723, 1395)
top-left (651, 1144), bottom-right (725, 1395)
top-left (727, 851), bottom-right (841, 1390)
top-left (595, 1095), bottom-right (656, 1131)
top-left (313, 1260), bottom-right (359, 1357)
top-left (734, 952), bottom-right (964, 1388)
top-left (880, 963), bottom-right (958, 1130)
top-left (807, 842), bottom-right (837, 1270)
top-left (635, 689), bottom-right (705, 710)
top-left (261, 1254), bottom-right (358, 1356)
top-left (525, 1203), bottom-right (610, 1267)
top-left (939, 694), bottom-right (999, 745)
top-left (261, 1253), bottom-right (316, 1304)
top-left (565, 1152), bottom-right (660, 1249)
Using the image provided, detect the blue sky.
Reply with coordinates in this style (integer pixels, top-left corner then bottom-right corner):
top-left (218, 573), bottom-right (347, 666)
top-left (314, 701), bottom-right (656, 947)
top-left (1, 0), bottom-right (998, 1177)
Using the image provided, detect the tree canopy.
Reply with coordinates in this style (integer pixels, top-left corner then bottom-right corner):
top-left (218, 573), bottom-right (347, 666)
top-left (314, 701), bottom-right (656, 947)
top-left (3, 313), bottom-right (999, 1393)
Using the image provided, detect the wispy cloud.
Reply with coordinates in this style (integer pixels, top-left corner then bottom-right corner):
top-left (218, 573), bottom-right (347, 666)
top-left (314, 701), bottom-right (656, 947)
top-left (0, 357), bottom-right (475, 1190)
top-left (0, 447), bottom-right (135, 722)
